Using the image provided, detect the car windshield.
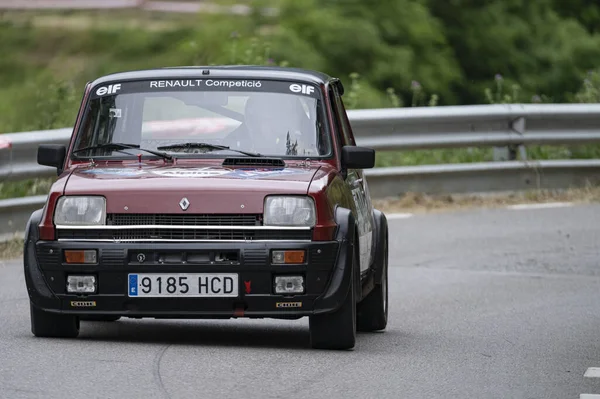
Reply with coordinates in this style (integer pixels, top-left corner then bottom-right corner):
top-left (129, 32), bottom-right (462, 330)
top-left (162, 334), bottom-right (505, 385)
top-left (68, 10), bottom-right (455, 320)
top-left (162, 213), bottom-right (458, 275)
top-left (73, 78), bottom-right (331, 159)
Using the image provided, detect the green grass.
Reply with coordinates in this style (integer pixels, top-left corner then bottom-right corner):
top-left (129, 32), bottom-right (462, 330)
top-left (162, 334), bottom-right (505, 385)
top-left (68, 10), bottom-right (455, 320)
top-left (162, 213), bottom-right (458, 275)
top-left (375, 148), bottom-right (491, 167)
top-left (372, 184), bottom-right (600, 214)
top-left (374, 145), bottom-right (600, 167)
top-left (0, 178), bottom-right (54, 200)
top-left (0, 237), bottom-right (23, 260)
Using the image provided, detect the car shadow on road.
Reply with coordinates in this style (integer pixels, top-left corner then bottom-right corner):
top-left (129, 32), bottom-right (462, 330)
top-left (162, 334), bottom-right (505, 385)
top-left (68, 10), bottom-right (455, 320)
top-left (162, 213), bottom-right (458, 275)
top-left (77, 318), bottom-right (312, 350)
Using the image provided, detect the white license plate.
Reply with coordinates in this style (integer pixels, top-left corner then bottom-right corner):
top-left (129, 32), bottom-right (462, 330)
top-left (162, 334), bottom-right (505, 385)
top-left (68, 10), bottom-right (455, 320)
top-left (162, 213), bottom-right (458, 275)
top-left (128, 273), bottom-right (238, 297)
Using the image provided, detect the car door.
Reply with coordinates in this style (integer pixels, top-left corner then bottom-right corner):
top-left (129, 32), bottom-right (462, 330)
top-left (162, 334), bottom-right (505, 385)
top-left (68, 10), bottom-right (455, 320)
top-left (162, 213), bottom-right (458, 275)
top-left (330, 83), bottom-right (375, 274)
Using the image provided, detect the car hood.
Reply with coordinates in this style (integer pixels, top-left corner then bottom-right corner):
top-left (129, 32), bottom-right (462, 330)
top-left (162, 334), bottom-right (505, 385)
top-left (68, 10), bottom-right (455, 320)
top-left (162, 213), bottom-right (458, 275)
top-left (64, 164), bottom-right (320, 214)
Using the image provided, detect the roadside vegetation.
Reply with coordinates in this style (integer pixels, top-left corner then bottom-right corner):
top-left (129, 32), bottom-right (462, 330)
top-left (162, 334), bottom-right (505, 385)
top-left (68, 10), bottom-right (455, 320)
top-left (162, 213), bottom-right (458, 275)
top-left (2, 0), bottom-right (600, 199)
top-left (0, 236), bottom-right (23, 260)
top-left (372, 184), bottom-right (600, 214)
top-left (0, 178), bottom-right (53, 200)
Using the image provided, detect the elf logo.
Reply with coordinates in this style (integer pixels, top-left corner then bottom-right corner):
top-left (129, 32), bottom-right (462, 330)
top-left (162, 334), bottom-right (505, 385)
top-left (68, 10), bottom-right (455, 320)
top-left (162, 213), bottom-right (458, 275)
top-left (289, 84), bottom-right (315, 96)
top-left (96, 84), bottom-right (121, 96)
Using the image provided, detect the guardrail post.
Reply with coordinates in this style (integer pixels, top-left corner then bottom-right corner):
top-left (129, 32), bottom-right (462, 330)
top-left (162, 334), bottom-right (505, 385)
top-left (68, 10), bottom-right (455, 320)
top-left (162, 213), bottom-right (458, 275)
top-left (493, 146), bottom-right (517, 161)
top-left (493, 116), bottom-right (526, 161)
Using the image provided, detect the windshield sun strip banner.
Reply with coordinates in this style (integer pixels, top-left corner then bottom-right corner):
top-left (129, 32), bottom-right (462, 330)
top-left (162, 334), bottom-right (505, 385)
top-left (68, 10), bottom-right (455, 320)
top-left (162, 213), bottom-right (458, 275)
top-left (90, 79), bottom-right (321, 100)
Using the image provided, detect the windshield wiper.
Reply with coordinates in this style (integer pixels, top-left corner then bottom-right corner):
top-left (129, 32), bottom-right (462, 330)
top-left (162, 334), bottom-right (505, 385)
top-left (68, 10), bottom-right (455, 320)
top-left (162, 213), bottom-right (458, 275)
top-left (156, 142), bottom-right (261, 157)
top-left (72, 143), bottom-right (172, 161)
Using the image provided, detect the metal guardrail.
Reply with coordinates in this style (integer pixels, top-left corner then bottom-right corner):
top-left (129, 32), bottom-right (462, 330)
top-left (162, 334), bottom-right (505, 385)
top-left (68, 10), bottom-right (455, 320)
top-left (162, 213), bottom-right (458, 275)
top-left (351, 103), bottom-right (600, 150)
top-left (2, 103), bottom-right (600, 239)
top-left (4, 103), bottom-right (600, 181)
top-left (0, 196), bottom-right (46, 242)
top-left (366, 159), bottom-right (600, 198)
top-left (0, 128), bottom-right (72, 182)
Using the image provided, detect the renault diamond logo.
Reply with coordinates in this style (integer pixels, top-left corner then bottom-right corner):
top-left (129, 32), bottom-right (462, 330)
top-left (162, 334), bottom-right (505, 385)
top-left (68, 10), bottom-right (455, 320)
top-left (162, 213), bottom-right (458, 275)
top-left (179, 197), bottom-right (190, 211)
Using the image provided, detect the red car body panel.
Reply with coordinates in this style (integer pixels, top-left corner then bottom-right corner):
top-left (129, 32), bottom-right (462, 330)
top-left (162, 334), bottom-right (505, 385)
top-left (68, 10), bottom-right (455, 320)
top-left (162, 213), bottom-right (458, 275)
top-left (39, 160), bottom-right (342, 241)
top-left (64, 163), bottom-right (320, 214)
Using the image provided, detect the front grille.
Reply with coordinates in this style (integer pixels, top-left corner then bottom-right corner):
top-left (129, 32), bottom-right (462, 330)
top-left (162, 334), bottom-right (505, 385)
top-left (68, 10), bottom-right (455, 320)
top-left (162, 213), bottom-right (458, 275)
top-left (107, 213), bottom-right (261, 226)
top-left (57, 228), bottom-right (312, 242)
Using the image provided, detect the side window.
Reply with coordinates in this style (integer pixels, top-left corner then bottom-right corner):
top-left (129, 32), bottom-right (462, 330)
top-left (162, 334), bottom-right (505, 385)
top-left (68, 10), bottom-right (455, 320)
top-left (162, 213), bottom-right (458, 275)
top-left (331, 85), bottom-right (355, 146)
top-left (74, 97), bottom-right (116, 150)
top-left (328, 86), bottom-right (344, 153)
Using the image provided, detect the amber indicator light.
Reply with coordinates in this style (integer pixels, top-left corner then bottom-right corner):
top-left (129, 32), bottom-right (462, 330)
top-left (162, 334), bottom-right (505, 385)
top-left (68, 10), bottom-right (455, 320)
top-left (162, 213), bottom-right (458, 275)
top-left (272, 250), bottom-right (306, 264)
top-left (64, 250), bottom-right (97, 264)
top-left (284, 250), bottom-right (305, 264)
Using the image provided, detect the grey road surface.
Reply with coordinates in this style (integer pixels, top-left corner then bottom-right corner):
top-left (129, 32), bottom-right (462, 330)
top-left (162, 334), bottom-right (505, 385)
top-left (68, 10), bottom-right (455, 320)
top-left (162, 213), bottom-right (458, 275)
top-left (1, 204), bottom-right (599, 399)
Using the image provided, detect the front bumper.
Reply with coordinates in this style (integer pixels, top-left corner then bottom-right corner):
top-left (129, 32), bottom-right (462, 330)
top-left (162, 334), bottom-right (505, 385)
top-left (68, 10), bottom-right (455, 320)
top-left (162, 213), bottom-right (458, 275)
top-left (24, 239), bottom-right (352, 319)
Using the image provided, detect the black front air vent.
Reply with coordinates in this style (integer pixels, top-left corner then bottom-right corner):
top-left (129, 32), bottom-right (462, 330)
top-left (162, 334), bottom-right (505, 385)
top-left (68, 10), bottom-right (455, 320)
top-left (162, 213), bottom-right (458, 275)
top-left (101, 249), bottom-right (126, 267)
top-left (243, 249), bottom-right (268, 266)
top-left (222, 157), bottom-right (285, 167)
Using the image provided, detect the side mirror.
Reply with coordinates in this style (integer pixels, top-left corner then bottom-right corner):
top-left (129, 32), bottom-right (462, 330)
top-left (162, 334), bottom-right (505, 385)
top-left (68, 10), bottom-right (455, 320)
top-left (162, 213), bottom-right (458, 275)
top-left (38, 144), bottom-right (66, 175)
top-left (341, 146), bottom-right (375, 170)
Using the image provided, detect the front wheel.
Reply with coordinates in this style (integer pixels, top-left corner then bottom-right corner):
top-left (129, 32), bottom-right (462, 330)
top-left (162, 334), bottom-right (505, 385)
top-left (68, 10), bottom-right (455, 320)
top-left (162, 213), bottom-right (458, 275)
top-left (357, 232), bottom-right (388, 332)
top-left (309, 241), bottom-right (357, 350)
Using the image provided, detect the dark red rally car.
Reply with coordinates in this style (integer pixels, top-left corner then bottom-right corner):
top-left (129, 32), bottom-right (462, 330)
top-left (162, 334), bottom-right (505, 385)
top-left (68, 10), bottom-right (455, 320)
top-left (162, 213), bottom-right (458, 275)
top-left (24, 66), bottom-right (389, 350)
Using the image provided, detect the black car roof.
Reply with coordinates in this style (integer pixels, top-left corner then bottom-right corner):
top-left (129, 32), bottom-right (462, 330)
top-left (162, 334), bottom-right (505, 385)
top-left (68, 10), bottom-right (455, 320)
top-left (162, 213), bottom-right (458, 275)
top-left (90, 65), bottom-right (335, 86)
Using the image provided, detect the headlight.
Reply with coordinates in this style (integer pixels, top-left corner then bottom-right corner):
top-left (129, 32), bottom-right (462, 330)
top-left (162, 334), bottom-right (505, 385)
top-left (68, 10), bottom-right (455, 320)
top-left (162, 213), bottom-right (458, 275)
top-left (264, 196), bottom-right (316, 227)
top-left (54, 196), bottom-right (106, 226)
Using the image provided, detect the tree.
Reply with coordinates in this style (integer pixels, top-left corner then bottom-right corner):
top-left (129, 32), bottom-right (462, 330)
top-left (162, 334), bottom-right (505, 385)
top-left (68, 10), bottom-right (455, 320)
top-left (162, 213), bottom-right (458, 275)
top-left (427, 0), bottom-right (600, 103)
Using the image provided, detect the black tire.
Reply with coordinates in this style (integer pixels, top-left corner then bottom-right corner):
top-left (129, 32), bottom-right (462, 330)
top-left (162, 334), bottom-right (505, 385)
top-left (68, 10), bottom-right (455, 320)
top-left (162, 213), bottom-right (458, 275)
top-left (80, 315), bottom-right (121, 322)
top-left (309, 241), bottom-right (357, 350)
top-left (30, 303), bottom-right (80, 338)
top-left (357, 231), bottom-right (388, 332)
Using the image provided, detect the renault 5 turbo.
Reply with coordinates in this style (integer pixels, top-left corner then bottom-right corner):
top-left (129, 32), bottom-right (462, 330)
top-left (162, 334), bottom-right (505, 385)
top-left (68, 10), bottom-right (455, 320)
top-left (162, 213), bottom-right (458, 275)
top-left (24, 66), bottom-right (389, 350)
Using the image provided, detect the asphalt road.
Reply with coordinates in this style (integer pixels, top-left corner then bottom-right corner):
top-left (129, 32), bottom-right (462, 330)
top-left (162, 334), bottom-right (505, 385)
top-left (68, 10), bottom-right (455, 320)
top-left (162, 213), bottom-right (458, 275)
top-left (1, 203), bottom-right (599, 399)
